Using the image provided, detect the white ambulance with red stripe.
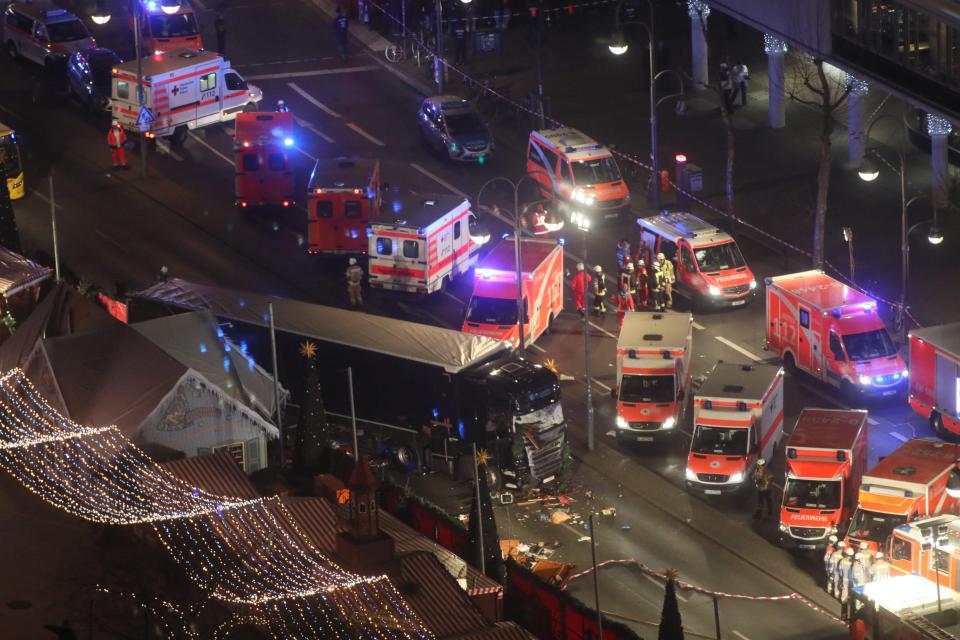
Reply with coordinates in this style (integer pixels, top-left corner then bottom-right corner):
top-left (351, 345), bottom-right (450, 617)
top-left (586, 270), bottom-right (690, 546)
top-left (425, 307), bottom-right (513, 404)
top-left (908, 322), bottom-right (960, 439)
top-left (367, 194), bottom-right (479, 295)
top-left (614, 312), bottom-right (693, 442)
top-left (462, 238), bottom-right (563, 348)
top-left (685, 363), bottom-right (784, 495)
top-left (111, 48), bottom-right (261, 144)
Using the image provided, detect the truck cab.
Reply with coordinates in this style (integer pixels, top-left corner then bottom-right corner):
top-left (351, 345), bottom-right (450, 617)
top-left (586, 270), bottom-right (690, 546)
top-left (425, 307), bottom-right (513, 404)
top-left (233, 112), bottom-right (296, 209)
top-left (909, 323), bottom-right (960, 438)
top-left (307, 157), bottom-right (381, 254)
top-left (131, 0), bottom-right (202, 55)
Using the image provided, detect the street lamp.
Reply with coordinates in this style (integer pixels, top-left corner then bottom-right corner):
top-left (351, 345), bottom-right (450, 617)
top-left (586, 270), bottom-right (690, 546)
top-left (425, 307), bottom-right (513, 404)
top-left (570, 210), bottom-right (595, 452)
top-left (90, 2), bottom-right (111, 24)
top-left (160, 0), bottom-right (182, 14)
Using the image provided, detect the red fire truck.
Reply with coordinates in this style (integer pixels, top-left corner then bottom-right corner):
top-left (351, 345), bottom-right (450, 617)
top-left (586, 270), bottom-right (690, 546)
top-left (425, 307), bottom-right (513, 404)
top-left (765, 270), bottom-right (907, 397)
top-left (367, 195), bottom-right (479, 294)
top-left (131, 0), bottom-right (202, 55)
top-left (306, 157), bottom-right (381, 254)
top-left (778, 409), bottom-right (868, 550)
top-left (462, 238), bottom-right (563, 348)
top-left (909, 322), bottom-right (960, 439)
top-left (233, 112), bottom-right (295, 210)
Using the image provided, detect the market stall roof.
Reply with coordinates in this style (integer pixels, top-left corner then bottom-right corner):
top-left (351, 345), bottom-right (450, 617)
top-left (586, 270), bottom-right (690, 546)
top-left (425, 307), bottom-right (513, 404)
top-left (161, 452), bottom-right (261, 500)
top-left (0, 246), bottom-right (53, 298)
top-left (134, 278), bottom-right (508, 374)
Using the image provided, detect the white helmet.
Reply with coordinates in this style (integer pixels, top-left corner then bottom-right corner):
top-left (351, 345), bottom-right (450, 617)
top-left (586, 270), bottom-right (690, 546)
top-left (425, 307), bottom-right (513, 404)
top-left (845, 547), bottom-right (855, 556)
top-left (277, 99), bottom-right (286, 106)
top-left (859, 542), bottom-right (869, 551)
top-left (577, 263), bottom-right (584, 271)
top-left (657, 252), bottom-right (666, 260)
top-left (593, 265), bottom-right (603, 273)
top-left (837, 541), bottom-right (846, 548)
top-left (874, 551), bottom-right (883, 560)
top-left (756, 458), bottom-right (765, 466)
top-left (112, 120), bottom-right (120, 127)
top-left (348, 257), bottom-right (357, 265)
top-left (828, 535), bottom-right (838, 544)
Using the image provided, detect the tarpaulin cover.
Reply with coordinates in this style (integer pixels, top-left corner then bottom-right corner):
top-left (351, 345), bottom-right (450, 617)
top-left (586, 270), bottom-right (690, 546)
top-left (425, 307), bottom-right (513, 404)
top-left (134, 278), bottom-right (509, 374)
top-left (0, 245), bottom-right (53, 298)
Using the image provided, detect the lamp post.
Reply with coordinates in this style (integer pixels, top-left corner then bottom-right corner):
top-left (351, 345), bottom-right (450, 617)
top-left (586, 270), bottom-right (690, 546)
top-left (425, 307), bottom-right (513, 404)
top-left (842, 227), bottom-right (855, 284)
top-left (570, 210), bottom-right (595, 452)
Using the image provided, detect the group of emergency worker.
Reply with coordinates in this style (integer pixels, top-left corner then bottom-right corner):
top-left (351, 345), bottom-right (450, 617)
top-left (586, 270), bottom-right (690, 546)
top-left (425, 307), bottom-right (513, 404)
top-left (823, 537), bottom-right (891, 620)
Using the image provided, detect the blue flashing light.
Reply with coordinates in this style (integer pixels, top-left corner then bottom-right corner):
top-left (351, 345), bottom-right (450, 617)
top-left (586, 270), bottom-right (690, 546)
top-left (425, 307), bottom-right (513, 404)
top-left (501, 232), bottom-right (510, 239)
top-left (418, 228), bottom-right (425, 235)
top-left (248, 356), bottom-right (255, 371)
top-left (145, 0), bottom-right (158, 11)
top-left (240, 340), bottom-right (248, 354)
top-left (199, 343), bottom-right (207, 353)
top-left (432, 408), bottom-right (439, 418)
top-left (350, 229), bottom-right (358, 239)
top-left (216, 327), bottom-right (225, 339)
top-left (703, 400), bottom-right (713, 410)
top-left (736, 401), bottom-right (748, 412)
top-left (365, 228), bottom-right (374, 238)
top-left (225, 342), bottom-right (232, 352)
top-left (215, 503), bottom-right (223, 517)
top-left (283, 137), bottom-right (294, 147)
top-left (392, 200), bottom-right (403, 213)
top-left (558, 237), bottom-right (566, 246)
top-left (223, 357), bottom-right (231, 372)
top-left (262, 313), bottom-right (269, 323)
top-left (458, 420), bottom-right (465, 439)
top-left (239, 298), bottom-right (246, 308)
top-left (192, 487), bottom-right (200, 497)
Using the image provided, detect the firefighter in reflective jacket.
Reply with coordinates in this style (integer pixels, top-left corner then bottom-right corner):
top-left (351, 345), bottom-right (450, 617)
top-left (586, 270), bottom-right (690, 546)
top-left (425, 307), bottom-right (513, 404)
top-left (592, 264), bottom-right (607, 316)
top-left (838, 547), bottom-right (855, 620)
top-left (345, 257), bottom-right (364, 307)
top-left (871, 552), bottom-right (890, 581)
top-left (108, 121), bottom-right (128, 169)
top-left (531, 203), bottom-right (549, 235)
top-left (824, 535), bottom-right (838, 596)
top-left (829, 541), bottom-right (846, 601)
top-left (635, 259), bottom-right (649, 308)
top-left (610, 284), bottom-right (635, 329)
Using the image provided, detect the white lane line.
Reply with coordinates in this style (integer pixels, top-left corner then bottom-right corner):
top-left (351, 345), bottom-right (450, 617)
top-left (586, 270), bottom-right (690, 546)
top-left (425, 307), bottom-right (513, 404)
top-left (30, 189), bottom-right (61, 208)
top-left (222, 125), bottom-right (234, 136)
top-left (733, 631), bottom-right (752, 640)
top-left (589, 321), bottom-right (618, 340)
top-left (890, 431), bottom-right (908, 443)
top-left (692, 321), bottom-right (706, 330)
top-left (641, 573), bottom-right (688, 602)
top-left (346, 122), bottom-right (385, 146)
top-left (409, 163), bottom-right (468, 197)
top-left (531, 344), bottom-right (547, 353)
top-left (245, 65), bottom-right (379, 81)
top-left (593, 378), bottom-right (612, 392)
top-left (714, 336), bottom-right (763, 362)
top-left (188, 132), bottom-right (233, 166)
top-left (294, 116), bottom-right (336, 144)
top-left (288, 83), bottom-right (342, 118)
top-left (155, 139), bottom-right (184, 161)
top-left (867, 417), bottom-right (879, 426)
top-left (443, 290), bottom-right (464, 305)
top-left (95, 229), bottom-right (129, 254)
top-left (192, 0), bottom-right (207, 9)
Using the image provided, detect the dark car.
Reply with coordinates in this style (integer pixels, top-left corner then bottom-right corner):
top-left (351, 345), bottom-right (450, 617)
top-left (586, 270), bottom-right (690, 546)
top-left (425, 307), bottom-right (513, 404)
top-left (67, 47), bottom-right (121, 111)
top-left (418, 95), bottom-right (494, 162)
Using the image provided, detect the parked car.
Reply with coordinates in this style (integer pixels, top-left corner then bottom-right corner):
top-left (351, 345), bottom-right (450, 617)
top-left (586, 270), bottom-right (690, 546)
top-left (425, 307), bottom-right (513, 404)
top-left (3, 2), bottom-right (95, 70)
top-left (67, 47), bottom-right (121, 111)
top-left (417, 96), bottom-right (493, 162)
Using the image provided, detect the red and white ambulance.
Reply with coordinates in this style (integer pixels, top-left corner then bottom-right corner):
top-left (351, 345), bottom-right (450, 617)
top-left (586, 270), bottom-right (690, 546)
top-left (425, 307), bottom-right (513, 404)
top-left (685, 363), bottom-right (784, 495)
top-left (462, 238), bottom-right (563, 348)
top-left (233, 112), bottom-right (295, 209)
top-left (367, 194), bottom-right (479, 295)
top-left (765, 270), bottom-right (907, 397)
top-left (908, 322), bottom-right (960, 439)
top-left (614, 312), bottom-right (693, 442)
top-left (846, 438), bottom-right (960, 551)
top-left (306, 157), bottom-right (381, 255)
top-left (778, 408), bottom-right (868, 550)
top-left (131, 0), bottom-right (202, 56)
top-left (636, 212), bottom-right (757, 308)
top-left (111, 49), bottom-right (261, 144)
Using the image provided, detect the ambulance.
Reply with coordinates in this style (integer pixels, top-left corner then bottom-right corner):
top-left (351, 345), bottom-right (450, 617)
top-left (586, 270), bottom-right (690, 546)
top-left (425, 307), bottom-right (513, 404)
top-left (614, 312), bottom-right (693, 442)
top-left (306, 157), bottom-right (381, 255)
top-left (636, 212), bottom-right (757, 308)
top-left (778, 409), bottom-right (868, 549)
top-left (846, 438), bottom-right (960, 551)
top-left (233, 112), bottom-right (296, 209)
top-left (765, 270), bottom-right (907, 397)
top-left (111, 49), bottom-right (261, 144)
top-left (685, 363), bottom-right (784, 496)
top-left (367, 194), bottom-right (479, 295)
top-left (909, 322), bottom-right (960, 439)
top-left (526, 127), bottom-right (631, 223)
top-left (462, 238), bottom-right (563, 348)
top-left (131, 0), bottom-right (202, 56)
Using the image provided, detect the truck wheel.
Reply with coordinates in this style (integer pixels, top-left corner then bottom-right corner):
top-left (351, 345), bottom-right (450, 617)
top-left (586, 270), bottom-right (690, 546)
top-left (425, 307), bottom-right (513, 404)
top-left (243, 102), bottom-right (258, 113)
top-left (171, 125), bottom-right (189, 146)
top-left (782, 352), bottom-right (797, 375)
top-left (545, 313), bottom-right (554, 335)
top-left (394, 444), bottom-right (422, 473)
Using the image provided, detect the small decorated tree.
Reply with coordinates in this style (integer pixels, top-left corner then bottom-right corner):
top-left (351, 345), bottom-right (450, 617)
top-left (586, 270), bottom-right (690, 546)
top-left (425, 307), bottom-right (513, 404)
top-left (468, 449), bottom-right (504, 583)
top-left (0, 166), bottom-right (21, 253)
top-left (658, 569), bottom-right (685, 640)
top-left (293, 341), bottom-right (328, 473)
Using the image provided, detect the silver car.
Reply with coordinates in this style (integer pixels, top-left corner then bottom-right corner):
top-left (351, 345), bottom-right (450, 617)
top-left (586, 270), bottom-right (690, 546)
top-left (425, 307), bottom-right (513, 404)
top-left (418, 96), bottom-right (493, 162)
top-left (3, 2), bottom-right (95, 69)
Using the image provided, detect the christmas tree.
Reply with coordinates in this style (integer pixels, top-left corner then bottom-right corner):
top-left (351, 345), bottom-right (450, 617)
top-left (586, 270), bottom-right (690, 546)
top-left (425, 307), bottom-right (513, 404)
top-left (467, 450), bottom-right (504, 583)
top-left (293, 341), bottom-right (328, 473)
top-left (658, 570), bottom-right (685, 640)
top-left (0, 165), bottom-right (21, 254)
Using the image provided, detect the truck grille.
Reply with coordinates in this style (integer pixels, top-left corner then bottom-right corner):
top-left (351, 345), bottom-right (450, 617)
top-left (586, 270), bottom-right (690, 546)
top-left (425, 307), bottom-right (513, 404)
top-left (525, 423), bottom-right (565, 483)
top-left (722, 284), bottom-right (750, 295)
top-left (790, 526), bottom-right (826, 539)
top-left (696, 473), bottom-right (729, 483)
top-left (627, 421), bottom-right (661, 431)
top-left (597, 197), bottom-right (625, 209)
top-left (464, 142), bottom-right (489, 152)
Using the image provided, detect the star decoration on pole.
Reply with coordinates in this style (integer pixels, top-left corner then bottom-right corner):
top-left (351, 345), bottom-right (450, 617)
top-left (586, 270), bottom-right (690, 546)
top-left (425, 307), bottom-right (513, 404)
top-left (475, 448), bottom-right (491, 467)
top-left (299, 340), bottom-right (318, 359)
top-left (542, 358), bottom-right (559, 374)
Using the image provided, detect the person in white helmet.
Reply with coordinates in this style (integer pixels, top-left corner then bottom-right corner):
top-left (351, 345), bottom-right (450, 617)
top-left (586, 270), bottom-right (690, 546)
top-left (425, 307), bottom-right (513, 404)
top-left (107, 120), bottom-right (128, 169)
top-left (850, 541), bottom-right (871, 597)
top-left (752, 457), bottom-right (773, 519)
top-left (657, 252), bottom-right (675, 308)
top-left (824, 535), bottom-right (839, 596)
top-left (591, 264), bottom-right (607, 316)
top-left (871, 551), bottom-right (891, 581)
top-left (345, 257), bottom-right (364, 307)
top-left (839, 546), bottom-right (856, 620)
top-left (275, 99), bottom-right (290, 113)
top-left (829, 540), bottom-right (846, 600)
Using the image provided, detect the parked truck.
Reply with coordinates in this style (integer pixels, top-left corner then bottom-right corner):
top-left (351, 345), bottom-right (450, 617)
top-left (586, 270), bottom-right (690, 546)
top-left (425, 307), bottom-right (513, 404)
top-left (233, 111), bottom-right (296, 210)
top-left (132, 278), bottom-right (567, 494)
top-left (306, 157), bottom-right (381, 255)
top-left (909, 322), bottom-right (960, 439)
top-left (462, 237), bottom-right (563, 348)
top-left (778, 408), bottom-right (868, 550)
top-left (685, 362), bottom-right (784, 496)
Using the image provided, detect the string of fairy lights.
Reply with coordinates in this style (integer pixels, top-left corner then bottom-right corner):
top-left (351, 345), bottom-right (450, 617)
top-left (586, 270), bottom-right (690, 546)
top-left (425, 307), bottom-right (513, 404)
top-left (0, 369), bottom-right (433, 639)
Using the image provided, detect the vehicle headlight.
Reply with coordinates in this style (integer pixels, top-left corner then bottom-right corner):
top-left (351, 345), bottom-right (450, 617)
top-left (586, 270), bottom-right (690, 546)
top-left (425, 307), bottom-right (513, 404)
top-left (685, 467), bottom-right (697, 481)
top-left (708, 285), bottom-right (721, 296)
top-left (729, 471), bottom-right (744, 483)
top-left (779, 523), bottom-right (790, 533)
top-left (662, 416), bottom-right (676, 430)
top-left (749, 280), bottom-right (758, 290)
top-left (449, 141), bottom-right (458, 152)
top-left (616, 416), bottom-right (628, 429)
top-left (858, 374), bottom-right (872, 386)
top-left (901, 369), bottom-right (909, 379)
top-left (154, 50), bottom-right (163, 56)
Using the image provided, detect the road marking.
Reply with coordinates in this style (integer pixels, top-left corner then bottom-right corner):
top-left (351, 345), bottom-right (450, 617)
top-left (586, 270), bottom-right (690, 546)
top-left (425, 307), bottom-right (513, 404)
top-left (245, 65), bottom-right (379, 81)
top-left (30, 189), bottom-right (61, 208)
top-left (589, 321), bottom-right (618, 339)
top-left (222, 125), bottom-right (234, 136)
top-left (531, 344), bottom-right (547, 353)
top-left (188, 132), bottom-right (233, 166)
top-left (733, 631), bottom-right (752, 640)
top-left (294, 116), bottom-right (336, 144)
top-left (346, 122), bottom-right (385, 146)
top-left (714, 336), bottom-right (763, 362)
top-left (155, 139), bottom-right (184, 161)
top-left (409, 163), bottom-right (468, 197)
top-left (642, 573), bottom-right (688, 602)
top-left (692, 321), bottom-right (706, 330)
top-left (287, 83), bottom-right (342, 118)
top-left (890, 431), bottom-right (908, 443)
top-left (442, 290), bottom-right (464, 305)
top-left (95, 229), bottom-right (129, 254)
top-left (593, 378), bottom-right (612, 392)
top-left (191, 0), bottom-right (206, 9)
top-left (867, 417), bottom-right (879, 426)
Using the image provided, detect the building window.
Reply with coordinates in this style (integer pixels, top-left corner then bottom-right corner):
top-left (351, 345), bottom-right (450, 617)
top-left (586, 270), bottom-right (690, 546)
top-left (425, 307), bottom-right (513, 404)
top-left (358, 502), bottom-right (367, 514)
top-left (213, 442), bottom-right (245, 467)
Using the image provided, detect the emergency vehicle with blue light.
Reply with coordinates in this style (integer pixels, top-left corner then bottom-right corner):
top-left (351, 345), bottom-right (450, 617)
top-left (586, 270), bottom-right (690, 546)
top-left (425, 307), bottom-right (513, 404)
top-left (908, 322), bottom-right (960, 439)
top-left (636, 211), bottom-right (757, 308)
top-left (614, 312), bottom-right (693, 442)
top-left (368, 195), bottom-right (479, 295)
top-left (111, 49), bottom-right (261, 144)
top-left (306, 157), bottom-right (381, 255)
top-left (462, 238), bottom-right (563, 348)
top-left (765, 270), bottom-right (907, 397)
top-left (685, 362), bottom-right (784, 496)
top-left (233, 112), bottom-right (295, 210)
top-left (526, 127), bottom-right (630, 222)
top-left (3, 2), bottom-right (95, 69)
top-left (130, 0), bottom-right (202, 56)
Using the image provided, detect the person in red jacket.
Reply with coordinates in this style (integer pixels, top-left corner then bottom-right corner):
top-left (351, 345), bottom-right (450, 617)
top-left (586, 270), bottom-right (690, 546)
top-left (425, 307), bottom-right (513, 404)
top-left (107, 121), bottom-right (128, 169)
top-left (610, 285), bottom-right (635, 329)
top-left (570, 262), bottom-right (591, 318)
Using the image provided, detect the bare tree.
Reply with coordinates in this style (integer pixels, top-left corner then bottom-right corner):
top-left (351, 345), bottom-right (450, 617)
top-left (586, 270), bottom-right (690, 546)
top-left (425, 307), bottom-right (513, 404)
top-left (786, 57), bottom-right (852, 268)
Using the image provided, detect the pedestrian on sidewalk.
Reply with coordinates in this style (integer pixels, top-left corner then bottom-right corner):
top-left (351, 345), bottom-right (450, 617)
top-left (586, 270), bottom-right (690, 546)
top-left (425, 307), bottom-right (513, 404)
top-left (107, 120), bottom-right (128, 169)
top-left (215, 13), bottom-right (226, 54)
top-left (610, 285), bottom-right (635, 329)
top-left (591, 264), bottom-right (607, 316)
top-left (570, 262), bottom-right (591, 318)
top-left (733, 60), bottom-right (749, 106)
top-left (333, 7), bottom-right (350, 60)
top-left (657, 252), bottom-right (675, 308)
top-left (345, 257), bottom-right (364, 306)
top-left (719, 62), bottom-right (732, 110)
top-left (752, 458), bottom-right (773, 519)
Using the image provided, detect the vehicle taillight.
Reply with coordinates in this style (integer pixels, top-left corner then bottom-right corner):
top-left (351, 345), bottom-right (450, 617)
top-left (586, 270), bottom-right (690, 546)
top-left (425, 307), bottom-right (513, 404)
top-left (145, 131), bottom-right (155, 139)
top-left (240, 201), bottom-right (248, 208)
top-left (282, 200), bottom-right (291, 208)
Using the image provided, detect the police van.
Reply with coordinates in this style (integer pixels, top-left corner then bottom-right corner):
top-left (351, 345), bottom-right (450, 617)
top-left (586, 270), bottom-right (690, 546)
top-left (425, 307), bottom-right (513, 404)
top-left (3, 2), bottom-right (95, 69)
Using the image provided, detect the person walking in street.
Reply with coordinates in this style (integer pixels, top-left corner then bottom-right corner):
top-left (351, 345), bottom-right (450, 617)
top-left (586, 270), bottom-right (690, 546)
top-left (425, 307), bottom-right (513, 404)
top-left (824, 535), bottom-right (838, 596)
top-left (107, 121), bottom-right (128, 169)
top-left (215, 13), bottom-right (226, 54)
top-left (617, 260), bottom-right (634, 299)
top-left (615, 238), bottom-right (631, 272)
top-left (752, 458), bottom-right (773, 519)
top-left (345, 257), bottom-right (364, 306)
top-left (592, 264), bottom-right (607, 316)
top-left (732, 60), bottom-right (749, 107)
top-left (657, 252), bottom-right (675, 309)
top-left (610, 284), bottom-right (635, 329)
top-left (719, 62), bottom-right (733, 111)
top-left (838, 547), bottom-right (856, 620)
top-left (650, 262), bottom-right (665, 311)
top-left (635, 259), bottom-right (649, 308)
top-left (333, 7), bottom-right (350, 60)
top-left (570, 262), bottom-right (591, 318)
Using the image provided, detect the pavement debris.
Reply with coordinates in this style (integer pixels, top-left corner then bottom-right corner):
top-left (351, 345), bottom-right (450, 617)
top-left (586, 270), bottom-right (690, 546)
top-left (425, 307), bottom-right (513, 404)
top-left (550, 510), bottom-right (572, 525)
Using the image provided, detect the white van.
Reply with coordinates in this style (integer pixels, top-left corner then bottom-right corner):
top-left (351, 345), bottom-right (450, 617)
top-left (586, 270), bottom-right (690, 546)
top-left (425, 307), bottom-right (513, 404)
top-left (3, 2), bottom-right (95, 69)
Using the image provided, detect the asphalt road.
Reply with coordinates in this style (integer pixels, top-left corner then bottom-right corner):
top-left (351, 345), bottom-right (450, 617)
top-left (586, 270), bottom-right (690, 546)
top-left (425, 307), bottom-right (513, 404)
top-left (0, 0), bottom-right (944, 638)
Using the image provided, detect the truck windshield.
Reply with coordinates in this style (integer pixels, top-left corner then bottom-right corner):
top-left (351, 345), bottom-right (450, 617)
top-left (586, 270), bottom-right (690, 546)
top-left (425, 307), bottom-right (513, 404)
top-left (150, 13), bottom-right (199, 37)
top-left (847, 509), bottom-right (907, 543)
top-left (47, 20), bottom-right (90, 43)
top-left (691, 425), bottom-right (748, 455)
top-left (620, 374), bottom-right (674, 403)
top-left (693, 241), bottom-right (746, 272)
top-left (466, 297), bottom-right (526, 325)
top-left (783, 479), bottom-right (841, 510)
top-left (572, 157), bottom-right (621, 185)
top-left (842, 329), bottom-right (897, 361)
top-left (513, 381), bottom-right (560, 415)
top-left (0, 136), bottom-right (21, 177)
